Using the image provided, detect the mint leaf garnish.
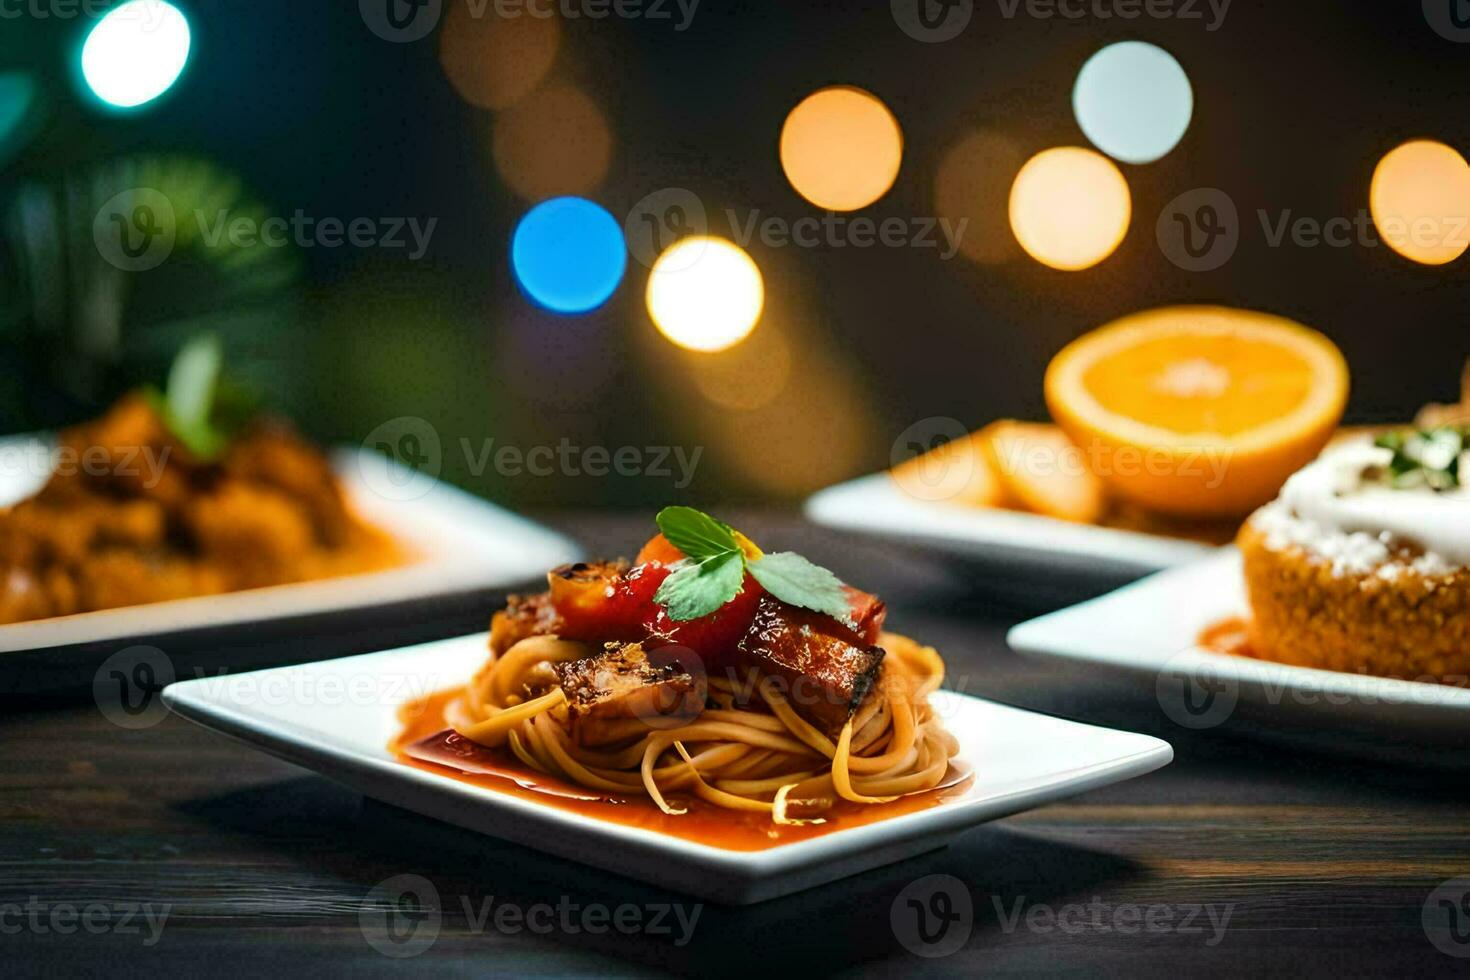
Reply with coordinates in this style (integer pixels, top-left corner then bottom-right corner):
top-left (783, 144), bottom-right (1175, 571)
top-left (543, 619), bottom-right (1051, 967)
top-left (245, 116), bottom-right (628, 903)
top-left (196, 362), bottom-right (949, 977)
top-left (655, 506), bottom-right (740, 561)
top-left (653, 551), bottom-right (745, 621)
top-left (649, 507), bottom-right (856, 624)
top-left (747, 552), bottom-right (852, 622)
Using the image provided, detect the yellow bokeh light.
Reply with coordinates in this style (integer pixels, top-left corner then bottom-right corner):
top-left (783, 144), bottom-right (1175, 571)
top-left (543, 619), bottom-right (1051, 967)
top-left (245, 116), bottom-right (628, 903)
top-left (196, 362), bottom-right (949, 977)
top-left (707, 364), bottom-right (869, 497)
top-left (1369, 139), bottom-right (1470, 266)
top-left (934, 128), bottom-right (1025, 265)
top-left (439, 3), bottom-right (561, 110)
top-left (491, 84), bottom-right (612, 200)
top-left (1009, 146), bottom-right (1131, 271)
top-left (647, 237), bottom-right (765, 353)
top-left (689, 321), bottom-right (792, 410)
top-left (779, 86), bottom-right (903, 212)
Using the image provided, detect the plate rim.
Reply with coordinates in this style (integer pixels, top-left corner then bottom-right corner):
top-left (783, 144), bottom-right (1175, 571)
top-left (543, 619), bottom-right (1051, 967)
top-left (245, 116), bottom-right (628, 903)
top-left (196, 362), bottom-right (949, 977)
top-left (1007, 548), bottom-right (1470, 711)
top-left (0, 442), bottom-right (580, 654)
top-left (805, 471), bottom-right (1217, 574)
top-left (161, 634), bottom-right (1175, 878)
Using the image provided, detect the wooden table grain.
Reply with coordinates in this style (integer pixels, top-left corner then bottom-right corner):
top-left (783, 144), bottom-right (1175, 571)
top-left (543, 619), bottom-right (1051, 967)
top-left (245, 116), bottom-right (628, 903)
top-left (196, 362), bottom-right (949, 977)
top-left (2, 512), bottom-right (1467, 978)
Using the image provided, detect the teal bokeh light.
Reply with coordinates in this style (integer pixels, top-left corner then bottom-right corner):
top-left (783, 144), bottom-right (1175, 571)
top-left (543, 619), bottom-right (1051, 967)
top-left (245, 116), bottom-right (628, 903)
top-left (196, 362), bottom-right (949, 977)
top-left (80, 0), bottom-right (192, 110)
top-left (1073, 41), bottom-right (1193, 165)
top-left (511, 197), bottom-right (627, 314)
top-left (0, 72), bottom-right (36, 160)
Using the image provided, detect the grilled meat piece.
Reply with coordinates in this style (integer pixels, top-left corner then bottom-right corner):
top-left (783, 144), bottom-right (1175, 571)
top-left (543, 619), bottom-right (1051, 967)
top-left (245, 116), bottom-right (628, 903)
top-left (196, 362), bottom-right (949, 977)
top-left (553, 643), bottom-right (705, 746)
top-left (489, 591), bottom-right (562, 655)
top-left (735, 596), bottom-right (886, 737)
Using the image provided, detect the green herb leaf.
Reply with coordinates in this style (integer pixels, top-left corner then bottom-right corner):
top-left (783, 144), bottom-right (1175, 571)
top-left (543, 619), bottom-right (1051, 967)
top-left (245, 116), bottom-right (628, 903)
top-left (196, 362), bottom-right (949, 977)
top-left (655, 506), bottom-right (740, 562)
top-left (146, 334), bottom-right (258, 461)
top-left (1373, 425), bottom-right (1466, 491)
top-left (747, 551), bottom-right (852, 622)
top-left (653, 551), bottom-right (746, 621)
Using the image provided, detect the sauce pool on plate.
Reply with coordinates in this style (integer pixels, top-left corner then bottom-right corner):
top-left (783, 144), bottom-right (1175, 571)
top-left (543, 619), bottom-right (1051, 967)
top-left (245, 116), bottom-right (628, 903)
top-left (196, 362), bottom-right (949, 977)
top-left (390, 689), bottom-right (974, 852)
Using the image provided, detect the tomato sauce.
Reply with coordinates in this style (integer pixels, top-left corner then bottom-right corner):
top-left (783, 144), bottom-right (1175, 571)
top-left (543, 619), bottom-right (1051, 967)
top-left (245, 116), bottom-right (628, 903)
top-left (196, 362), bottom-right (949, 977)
top-left (1196, 616), bottom-right (1261, 659)
top-left (390, 689), bottom-right (973, 852)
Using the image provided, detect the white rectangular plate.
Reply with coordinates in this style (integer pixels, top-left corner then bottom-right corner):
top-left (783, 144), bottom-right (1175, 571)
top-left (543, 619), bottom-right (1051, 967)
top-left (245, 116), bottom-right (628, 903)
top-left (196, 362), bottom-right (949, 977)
top-left (0, 436), bottom-right (579, 657)
top-left (805, 473), bottom-right (1217, 596)
top-left (1008, 550), bottom-right (1470, 751)
top-left (163, 634), bottom-right (1173, 904)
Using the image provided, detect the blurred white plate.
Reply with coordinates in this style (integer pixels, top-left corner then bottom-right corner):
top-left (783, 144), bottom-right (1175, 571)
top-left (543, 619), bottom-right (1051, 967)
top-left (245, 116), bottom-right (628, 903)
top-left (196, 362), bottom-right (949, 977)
top-left (805, 473), bottom-right (1217, 594)
top-left (1008, 550), bottom-right (1470, 750)
top-left (0, 435), bottom-right (578, 661)
top-left (164, 633), bottom-right (1173, 905)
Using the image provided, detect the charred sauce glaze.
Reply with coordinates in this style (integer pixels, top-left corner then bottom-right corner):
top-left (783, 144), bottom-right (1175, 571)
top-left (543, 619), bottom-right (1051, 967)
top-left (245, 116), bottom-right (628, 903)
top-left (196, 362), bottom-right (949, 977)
top-left (391, 688), bottom-right (973, 852)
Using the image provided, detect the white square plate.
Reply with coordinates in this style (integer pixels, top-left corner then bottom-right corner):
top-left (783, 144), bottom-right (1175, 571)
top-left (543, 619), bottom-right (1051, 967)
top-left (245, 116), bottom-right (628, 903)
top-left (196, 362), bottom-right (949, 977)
top-left (1008, 550), bottom-right (1470, 750)
top-left (0, 436), bottom-right (578, 665)
top-left (805, 473), bottom-right (1217, 597)
top-left (163, 633), bottom-right (1173, 904)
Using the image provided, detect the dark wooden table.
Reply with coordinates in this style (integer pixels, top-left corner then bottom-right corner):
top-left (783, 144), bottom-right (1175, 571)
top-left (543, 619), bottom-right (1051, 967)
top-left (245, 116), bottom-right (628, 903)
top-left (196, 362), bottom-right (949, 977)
top-left (3, 512), bottom-right (1468, 977)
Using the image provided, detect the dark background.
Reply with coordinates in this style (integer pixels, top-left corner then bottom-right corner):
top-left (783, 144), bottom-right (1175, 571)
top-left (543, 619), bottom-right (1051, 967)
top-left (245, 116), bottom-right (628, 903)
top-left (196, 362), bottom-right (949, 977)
top-left (0, 0), bottom-right (1465, 506)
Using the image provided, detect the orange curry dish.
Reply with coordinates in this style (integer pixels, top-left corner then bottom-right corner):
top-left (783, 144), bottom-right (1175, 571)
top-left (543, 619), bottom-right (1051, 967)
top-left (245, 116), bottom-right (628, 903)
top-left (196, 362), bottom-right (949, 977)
top-left (0, 392), bottom-right (400, 625)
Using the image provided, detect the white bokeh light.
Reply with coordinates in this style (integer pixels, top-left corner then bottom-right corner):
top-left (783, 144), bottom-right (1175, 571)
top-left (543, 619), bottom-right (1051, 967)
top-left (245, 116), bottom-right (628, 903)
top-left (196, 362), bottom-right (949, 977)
top-left (1073, 41), bottom-right (1192, 165)
top-left (81, 0), bottom-right (192, 109)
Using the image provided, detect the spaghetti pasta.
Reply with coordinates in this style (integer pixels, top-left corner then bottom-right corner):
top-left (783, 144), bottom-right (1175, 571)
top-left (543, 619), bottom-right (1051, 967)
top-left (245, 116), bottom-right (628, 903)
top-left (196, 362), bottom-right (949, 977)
top-left (444, 628), bottom-right (958, 824)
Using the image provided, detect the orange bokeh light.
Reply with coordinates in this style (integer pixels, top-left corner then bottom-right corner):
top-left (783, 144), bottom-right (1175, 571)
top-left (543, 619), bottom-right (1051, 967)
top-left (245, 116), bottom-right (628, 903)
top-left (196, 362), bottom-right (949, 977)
top-left (1009, 146), bottom-right (1131, 271)
top-left (779, 86), bottom-right (903, 212)
top-left (491, 84), bottom-right (612, 200)
top-left (439, 4), bottom-right (561, 111)
top-left (1369, 139), bottom-right (1470, 266)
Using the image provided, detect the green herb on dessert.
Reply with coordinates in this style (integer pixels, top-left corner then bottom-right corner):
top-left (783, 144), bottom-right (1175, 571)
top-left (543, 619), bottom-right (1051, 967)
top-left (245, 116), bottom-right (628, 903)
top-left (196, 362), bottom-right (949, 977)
top-left (1371, 426), bottom-right (1466, 491)
top-left (651, 506), bottom-right (853, 623)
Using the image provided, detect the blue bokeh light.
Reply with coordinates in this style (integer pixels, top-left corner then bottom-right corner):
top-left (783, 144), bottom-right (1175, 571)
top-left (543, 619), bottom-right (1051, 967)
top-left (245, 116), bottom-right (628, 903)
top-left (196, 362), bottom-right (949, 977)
top-left (511, 197), bottom-right (627, 314)
top-left (1073, 41), bottom-right (1193, 165)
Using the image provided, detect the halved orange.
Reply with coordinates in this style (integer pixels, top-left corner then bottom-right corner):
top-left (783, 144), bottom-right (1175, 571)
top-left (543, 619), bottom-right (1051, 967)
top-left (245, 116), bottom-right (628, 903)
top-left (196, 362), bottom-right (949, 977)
top-left (1044, 306), bottom-right (1349, 518)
